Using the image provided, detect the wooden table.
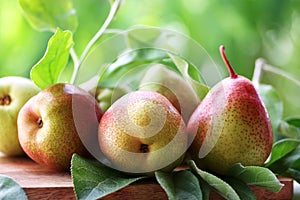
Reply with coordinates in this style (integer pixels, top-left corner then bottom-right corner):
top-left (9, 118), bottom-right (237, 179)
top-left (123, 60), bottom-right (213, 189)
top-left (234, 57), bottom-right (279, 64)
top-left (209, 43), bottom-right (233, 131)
top-left (0, 155), bottom-right (74, 199)
top-left (0, 155), bottom-right (294, 200)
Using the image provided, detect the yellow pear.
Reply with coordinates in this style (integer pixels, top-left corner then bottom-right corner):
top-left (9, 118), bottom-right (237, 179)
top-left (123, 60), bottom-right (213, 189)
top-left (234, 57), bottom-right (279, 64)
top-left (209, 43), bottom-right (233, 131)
top-left (0, 76), bottom-right (40, 156)
top-left (98, 90), bottom-right (187, 175)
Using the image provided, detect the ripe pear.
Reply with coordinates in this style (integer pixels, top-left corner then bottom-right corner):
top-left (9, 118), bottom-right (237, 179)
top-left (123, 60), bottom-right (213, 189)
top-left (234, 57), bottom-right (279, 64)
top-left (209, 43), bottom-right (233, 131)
top-left (98, 90), bottom-right (187, 174)
top-left (17, 83), bottom-right (102, 171)
top-left (187, 46), bottom-right (273, 175)
top-left (139, 64), bottom-right (199, 123)
top-left (0, 76), bottom-right (40, 156)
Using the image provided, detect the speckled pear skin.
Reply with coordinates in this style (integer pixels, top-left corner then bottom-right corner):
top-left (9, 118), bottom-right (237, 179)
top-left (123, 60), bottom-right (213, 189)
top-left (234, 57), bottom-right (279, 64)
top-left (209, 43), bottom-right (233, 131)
top-left (18, 83), bottom-right (102, 171)
top-left (98, 90), bottom-right (187, 175)
top-left (187, 46), bottom-right (273, 175)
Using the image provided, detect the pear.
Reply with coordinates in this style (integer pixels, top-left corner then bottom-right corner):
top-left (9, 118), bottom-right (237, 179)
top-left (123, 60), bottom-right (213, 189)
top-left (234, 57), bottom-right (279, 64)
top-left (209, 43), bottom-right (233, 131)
top-left (92, 86), bottom-right (127, 112)
top-left (139, 64), bottom-right (199, 123)
top-left (187, 46), bottom-right (273, 174)
top-left (17, 83), bottom-right (102, 171)
top-left (98, 90), bottom-right (187, 175)
top-left (0, 76), bottom-right (40, 156)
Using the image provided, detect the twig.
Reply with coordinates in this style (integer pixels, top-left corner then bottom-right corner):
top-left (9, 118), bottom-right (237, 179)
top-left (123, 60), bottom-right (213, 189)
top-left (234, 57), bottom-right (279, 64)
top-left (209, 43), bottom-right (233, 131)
top-left (70, 0), bottom-right (122, 84)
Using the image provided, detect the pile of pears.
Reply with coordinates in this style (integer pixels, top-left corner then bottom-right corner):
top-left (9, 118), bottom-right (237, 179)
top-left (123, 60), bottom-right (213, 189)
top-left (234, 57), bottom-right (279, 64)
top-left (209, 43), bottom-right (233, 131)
top-left (98, 45), bottom-right (273, 175)
top-left (0, 45), bottom-right (273, 175)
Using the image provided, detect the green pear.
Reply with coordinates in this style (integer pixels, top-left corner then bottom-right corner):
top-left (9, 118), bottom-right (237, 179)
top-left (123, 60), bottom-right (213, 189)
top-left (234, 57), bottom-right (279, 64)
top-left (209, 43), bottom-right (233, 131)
top-left (139, 64), bottom-right (199, 123)
top-left (0, 76), bottom-right (40, 156)
top-left (17, 83), bottom-right (102, 171)
top-left (98, 90), bottom-right (187, 175)
top-left (91, 86), bottom-right (127, 112)
top-left (187, 46), bottom-right (273, 175)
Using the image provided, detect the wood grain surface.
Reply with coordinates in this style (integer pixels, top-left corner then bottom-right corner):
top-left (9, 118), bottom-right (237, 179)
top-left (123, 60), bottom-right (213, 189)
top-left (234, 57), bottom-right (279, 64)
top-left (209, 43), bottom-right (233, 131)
top-left (0, 155), bottom-right (294, 200)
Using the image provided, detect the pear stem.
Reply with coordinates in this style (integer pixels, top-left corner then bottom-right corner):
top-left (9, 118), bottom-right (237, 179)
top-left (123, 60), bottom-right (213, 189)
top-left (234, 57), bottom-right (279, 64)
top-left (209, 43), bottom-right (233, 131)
top-left (219, 45), bottom-right (238, 79)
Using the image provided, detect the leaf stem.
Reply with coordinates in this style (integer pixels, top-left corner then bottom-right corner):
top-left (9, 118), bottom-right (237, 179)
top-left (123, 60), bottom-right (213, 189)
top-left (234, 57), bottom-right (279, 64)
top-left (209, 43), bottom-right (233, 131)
top-left (252, 58), bottom-right (265, 89)
top-left (70, 47), bottom-right (79, 67)
top-left (104, 28), bottom-right (124, 34)
top-left (70, 0), bottom-right (122, 84)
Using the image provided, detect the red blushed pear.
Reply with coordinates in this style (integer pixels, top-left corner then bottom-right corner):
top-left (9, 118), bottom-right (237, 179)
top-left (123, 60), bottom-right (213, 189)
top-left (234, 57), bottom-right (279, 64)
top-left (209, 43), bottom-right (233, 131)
top-left (187, 45), bottom-right (273, 175)
top-left (17, 83), bottom-right (102, 171)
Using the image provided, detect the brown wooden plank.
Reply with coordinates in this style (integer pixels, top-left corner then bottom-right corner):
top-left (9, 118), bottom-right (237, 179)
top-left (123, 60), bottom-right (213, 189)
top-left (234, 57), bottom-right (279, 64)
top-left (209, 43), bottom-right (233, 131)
top-left (0, 155), bottom-right (72, 188)
top-left (0, 155), bottom-right (294, 200)
top-left (24, 187), bottom-right (75, 200)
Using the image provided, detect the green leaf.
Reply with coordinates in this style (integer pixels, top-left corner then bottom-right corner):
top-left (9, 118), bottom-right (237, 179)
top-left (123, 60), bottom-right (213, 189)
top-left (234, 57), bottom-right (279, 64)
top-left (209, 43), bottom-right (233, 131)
top-left (286, 118), bottom-right (300, 127)
top-left (256, 84), bottom-right (283, 131)
top-left (168, 53), bottom-right (209, 100)
top-left (228, 163), bottom-right (283, 193)
top-left (98, 49), bottom-right (168, 89)
top-left (77, 27), bottom-right (219, 88)
top-left (290, 157), bottom-right (300, 170)
top-left (266, 145), bottom-right (300, 175)
top-left (198, 179), bottom-right (211, 200)
top-left (0, 175), bottom-right (28, 200)
top-left (278, 120), bottom-right (300, 139)
top-left (155, 170), bottom-right (202, 200)
top-left (30, 28), bottom-right (74, 89)
top-left (264, 138), bottom-right (300, 167)
top-left (188, 160), bottom-right (240, 200)
top-left (19, 0), bottom-right (78, 32)
top-left (253, 59), bottom-right (300, 119)
top-left (224, 178), bottom-right (256, 200)
top-left (71, 154), bottom-right (145, 200)
top-left (286, 168), bottom-right (300, 183)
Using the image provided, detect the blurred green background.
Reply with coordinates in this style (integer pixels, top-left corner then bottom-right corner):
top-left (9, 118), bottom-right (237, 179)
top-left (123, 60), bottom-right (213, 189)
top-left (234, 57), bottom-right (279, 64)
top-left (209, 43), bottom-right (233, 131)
top-left (1, 0), bottom-right (300, 80)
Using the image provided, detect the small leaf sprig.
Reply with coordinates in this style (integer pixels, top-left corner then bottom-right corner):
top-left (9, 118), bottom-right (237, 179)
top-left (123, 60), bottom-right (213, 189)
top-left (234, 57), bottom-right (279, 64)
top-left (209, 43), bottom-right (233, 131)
top-left (19, 0), bottom-right (123, 89)
top-left (70, 0), bottom-right (123, 84)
